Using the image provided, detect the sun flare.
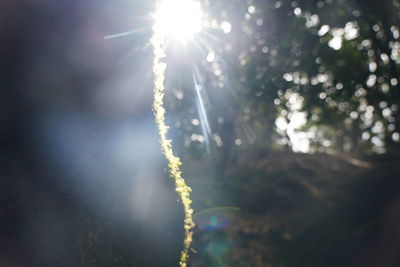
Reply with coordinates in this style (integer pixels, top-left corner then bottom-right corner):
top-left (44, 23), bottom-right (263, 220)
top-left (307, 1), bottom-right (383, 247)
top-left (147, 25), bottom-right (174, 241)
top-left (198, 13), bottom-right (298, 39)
top-left (154, 0), bottom-right (203, 42)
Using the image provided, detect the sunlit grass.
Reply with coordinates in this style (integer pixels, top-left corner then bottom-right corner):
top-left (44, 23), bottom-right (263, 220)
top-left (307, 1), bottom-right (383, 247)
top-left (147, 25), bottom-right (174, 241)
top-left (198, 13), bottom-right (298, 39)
top-left (151, 1), bottom-right (206, 266)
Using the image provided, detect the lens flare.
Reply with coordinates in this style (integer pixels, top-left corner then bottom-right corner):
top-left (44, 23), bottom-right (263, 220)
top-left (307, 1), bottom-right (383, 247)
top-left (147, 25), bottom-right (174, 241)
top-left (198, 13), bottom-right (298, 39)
top-left (194, 207), bottom-right (240, 231)
top-left (154, 0), bottom-right (203, 42)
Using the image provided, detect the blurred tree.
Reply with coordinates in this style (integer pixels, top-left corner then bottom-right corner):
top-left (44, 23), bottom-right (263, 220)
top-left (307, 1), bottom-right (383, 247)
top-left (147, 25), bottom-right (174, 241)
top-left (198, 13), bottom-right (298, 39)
top-left (173, 0), bottom-right (400, 158)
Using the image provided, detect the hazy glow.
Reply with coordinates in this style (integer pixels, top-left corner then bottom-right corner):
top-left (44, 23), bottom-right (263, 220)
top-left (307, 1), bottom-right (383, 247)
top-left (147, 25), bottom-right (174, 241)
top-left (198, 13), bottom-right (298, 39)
top-left (154, 0), bottom-right (203, 42)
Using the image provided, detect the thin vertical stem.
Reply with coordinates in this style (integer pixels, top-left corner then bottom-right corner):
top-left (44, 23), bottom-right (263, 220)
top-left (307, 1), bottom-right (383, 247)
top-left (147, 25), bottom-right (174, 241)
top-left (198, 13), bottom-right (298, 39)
top-left (151, 28), bottom-right (195, 267)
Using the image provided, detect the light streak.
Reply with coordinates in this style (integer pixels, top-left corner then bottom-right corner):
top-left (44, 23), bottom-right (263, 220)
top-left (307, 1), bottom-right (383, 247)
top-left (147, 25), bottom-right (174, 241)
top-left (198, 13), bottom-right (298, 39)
top-left (192, 68), bottom-right (212, 152)
top-left (104, 29), bottom-right (145, 39)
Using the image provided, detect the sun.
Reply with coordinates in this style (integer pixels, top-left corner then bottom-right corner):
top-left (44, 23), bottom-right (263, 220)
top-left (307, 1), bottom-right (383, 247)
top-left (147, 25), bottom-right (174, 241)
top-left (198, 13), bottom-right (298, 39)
top-left (153, 0), bottom-right (203, 42)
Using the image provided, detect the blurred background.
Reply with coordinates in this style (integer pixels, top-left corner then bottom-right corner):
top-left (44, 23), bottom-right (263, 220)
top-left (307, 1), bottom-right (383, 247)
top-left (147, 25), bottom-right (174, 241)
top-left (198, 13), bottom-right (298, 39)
top-left (1, 0), bottom-right (400, 266)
